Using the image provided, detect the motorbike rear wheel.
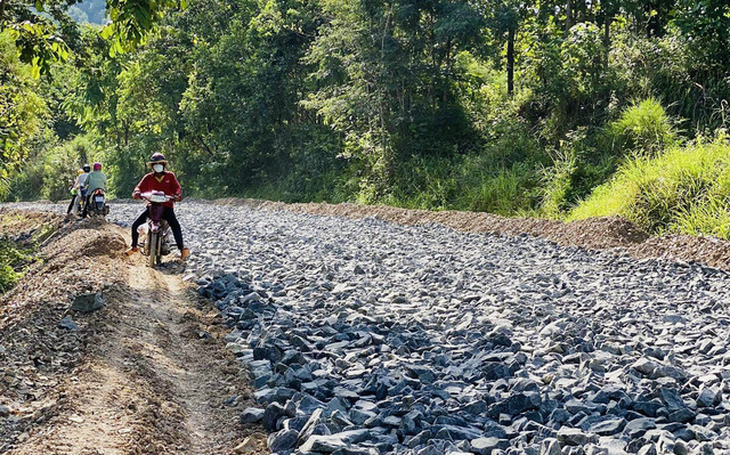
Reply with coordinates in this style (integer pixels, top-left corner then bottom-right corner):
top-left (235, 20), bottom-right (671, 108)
top-left (148, 232), bottom-right (158, 268)
top-left (71, 195), bottom-right (81, 216)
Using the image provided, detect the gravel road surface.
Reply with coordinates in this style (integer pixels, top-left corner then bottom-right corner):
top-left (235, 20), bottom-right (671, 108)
top-left (11, 202), bottom-right (730, 455)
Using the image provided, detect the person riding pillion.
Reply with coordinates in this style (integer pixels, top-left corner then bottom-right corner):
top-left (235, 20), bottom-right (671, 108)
top-left (125, 153), bottom-right (190, 261)
top-left (82, 162), bottom-right (107, 217)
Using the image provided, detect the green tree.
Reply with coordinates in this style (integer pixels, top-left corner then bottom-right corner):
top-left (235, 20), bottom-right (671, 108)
top-left (0, 31), bottom-right (48, 195)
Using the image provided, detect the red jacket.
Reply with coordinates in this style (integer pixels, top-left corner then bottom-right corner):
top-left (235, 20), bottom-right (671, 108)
top-left (132, 171), bottom-right (182, 208)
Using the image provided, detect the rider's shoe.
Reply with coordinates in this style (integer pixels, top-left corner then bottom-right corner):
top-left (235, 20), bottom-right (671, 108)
top-left (124, 247), bottom-right (139, 257)
top-left (180, 248), bottom-right (191, 261)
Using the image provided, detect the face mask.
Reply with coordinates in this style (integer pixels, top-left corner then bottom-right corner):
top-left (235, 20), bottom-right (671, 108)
top-left (153, 164), bottom-right (164, 173)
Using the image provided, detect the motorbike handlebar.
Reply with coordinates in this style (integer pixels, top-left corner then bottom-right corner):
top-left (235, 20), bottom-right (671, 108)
top-left (140, 192), bottom-right (174, 203)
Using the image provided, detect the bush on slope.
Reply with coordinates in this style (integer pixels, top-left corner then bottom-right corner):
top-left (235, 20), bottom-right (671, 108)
top-left (570, 133), bottom-right (730, 239)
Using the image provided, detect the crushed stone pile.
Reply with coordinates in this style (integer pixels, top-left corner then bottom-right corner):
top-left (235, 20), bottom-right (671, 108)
top-left (106, 203), bottom-right (730, 455)
top-left (0, 212), bottom-right (125, 451)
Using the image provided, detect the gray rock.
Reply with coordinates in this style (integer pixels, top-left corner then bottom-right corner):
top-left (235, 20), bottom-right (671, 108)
top-left (299, 430), bottom-right (370, 453)
top-left (584, 446), bottom-right (607, 455)
top-left (298, 408), bottom-right (324, 444)
top-left (668, 408), bottom-right (695, 424)
top-left (405, 429), bottom-right (432, 448)
top-left (263, 402), bottom-right (285, 432)
top-left (673, 440), bottom-right (688, 455)
top-left (696, 442), bottom-right (714, 455)
top-left (637, 444), bottom-right (657, 455)
top-left (697, 388), bottom-right (721, 408)
top-left (433, 424), bottom-right (482, 440)
top-left (471, 437), bottom-right (510, 455)
top-left (489, 392), bottom-right (541, 417)
top-left (589, 418), bottom-right (626, 436)
top-left (624, 417), bottom-right (656, 439)
top-left (656, 365), bottom-right (686, 381)
top-left (332, 448), bottom-right (376, 455)
top-left (240, 407), bottom-right (265, 424)
top-left (557, 428), bottom-right (598, 446)
top-left (540, 438), bottom-right (561, 455)
top-left (0, 405), bottom-right (9, 417)
top-left (58, 316), bottom-right (78, 330)
top-left (659, 388), bottom-right (685, 411)
top-left (71, 292), bottom-right (105, 313)
top-left (268, 429), bottom-right (298, 452)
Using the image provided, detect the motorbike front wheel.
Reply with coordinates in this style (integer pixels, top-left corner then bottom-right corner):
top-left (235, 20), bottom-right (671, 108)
top-left (148, 231), bottom-right (158, 268)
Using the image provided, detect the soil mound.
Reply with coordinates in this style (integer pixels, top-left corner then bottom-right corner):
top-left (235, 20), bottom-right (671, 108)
top-left (253, 201), bottom-right (650, 249)
top-left (1, 211), bottom-right (266, 455)
top-left (0, 218), bottom-right (125, 451)
top-left (84, 230), bottom-right (127, 257)
top-left (630, 234), bottom-right (730, 270)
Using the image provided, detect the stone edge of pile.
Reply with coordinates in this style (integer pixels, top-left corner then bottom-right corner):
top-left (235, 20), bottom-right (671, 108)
top-left (205, 198), bottom-right (730, 275)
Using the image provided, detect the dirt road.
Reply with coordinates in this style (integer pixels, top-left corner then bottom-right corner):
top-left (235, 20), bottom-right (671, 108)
top-left (0, 213), bottom-right (266, 455)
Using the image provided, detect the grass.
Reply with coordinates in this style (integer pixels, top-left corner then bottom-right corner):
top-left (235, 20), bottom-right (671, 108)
top-left (569, 134), bottom-right (730, 238)
top-left (0, 238), bottom-right (37, 293)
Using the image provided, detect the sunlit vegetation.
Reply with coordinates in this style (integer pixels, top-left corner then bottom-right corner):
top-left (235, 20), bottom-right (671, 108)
top-left (3, 1), bottom-right (730, 237)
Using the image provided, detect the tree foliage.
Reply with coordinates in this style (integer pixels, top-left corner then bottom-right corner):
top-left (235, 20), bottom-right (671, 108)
top-left (4, 0), bottom-right (730, 227)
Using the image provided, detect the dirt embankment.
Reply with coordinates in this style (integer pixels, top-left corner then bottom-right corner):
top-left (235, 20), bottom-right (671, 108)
top-left (212, 198), bottom-right (730, 273)
top-left (0, 210), bottom-right (266, 455)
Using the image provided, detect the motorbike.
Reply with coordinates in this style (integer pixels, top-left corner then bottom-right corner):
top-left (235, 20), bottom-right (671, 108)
top-left (139, 191), bottom-right (175, 267)
top-left (69, 189), bottom-right (86, 217)
top-left (86, 188), bottom-right (110, 217)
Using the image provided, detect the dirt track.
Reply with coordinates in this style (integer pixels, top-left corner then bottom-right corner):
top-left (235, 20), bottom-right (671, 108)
top-left (0, 212), bottom-right (267, 455)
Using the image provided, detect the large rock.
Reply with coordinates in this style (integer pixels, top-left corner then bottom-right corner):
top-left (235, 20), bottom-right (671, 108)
top-left (263, 402), bottom-right (285, 432)
top-left (268, 429), bottom-right (298, 452)
top-left (298, 408), bottom-right (324, 444)
top-left (299, 430), bottom-right (371, 453)
top-left (71, 292), bottom-right (105, 313)
top-left (240, 407), bottom-right (265, 424)
top-left (470, 437), bottom-right (510, 455)
top-left (540, 438), bottom-right (562, 455)
top-left (624, 417), bottom-right (656, 439)
top-left (589, 418), bottom-right (626, 436)
top-left (697, 388), bottom-right (721, 408)
top-left (557, 428), bottom-right (598, 446)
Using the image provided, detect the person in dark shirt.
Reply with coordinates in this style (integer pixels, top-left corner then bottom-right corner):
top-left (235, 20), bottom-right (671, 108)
top-left (124, 153), bottom-right (190, 260)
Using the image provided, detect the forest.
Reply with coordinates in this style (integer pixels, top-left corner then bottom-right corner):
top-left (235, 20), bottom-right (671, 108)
top-left (3, 0), bottom-right (730, 239)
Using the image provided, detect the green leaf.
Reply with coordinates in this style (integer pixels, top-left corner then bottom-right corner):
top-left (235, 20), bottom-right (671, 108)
top-left (100, 24), bottom-right (115, 40)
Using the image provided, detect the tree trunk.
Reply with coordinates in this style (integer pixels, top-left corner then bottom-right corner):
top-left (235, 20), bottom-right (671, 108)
top-left (197, 136), bottom-right (215, 157)
top-left (507, 25), bottom-right (515, 96)
top-left (566, 0), bottom-right (573, 33)
top-left (443, 37), bottom-right (451, 105)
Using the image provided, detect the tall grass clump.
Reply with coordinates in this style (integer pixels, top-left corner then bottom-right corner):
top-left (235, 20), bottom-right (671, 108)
top-left (606, 98), bottom-right (678, 156)
top-left (570, 133), bottom-right (730, 239)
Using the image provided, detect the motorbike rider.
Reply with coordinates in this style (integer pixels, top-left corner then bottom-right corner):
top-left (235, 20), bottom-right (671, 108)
top-left (81, 162), bottom-right (108, 218)
top-left (66, 168), bottom-right (87, 216)
top-left (124, 153), bottom-right (190, 261)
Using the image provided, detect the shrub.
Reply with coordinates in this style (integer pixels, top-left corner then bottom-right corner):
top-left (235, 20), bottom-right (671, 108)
top-left (0, 239), bottom-right (36, 293)
top-left (540, 147), bottom-right (577, 218)
top-left (606, 98), bottom-right (677, 156)
top-left (570, 133), bottom-right (730, 238)
top-left (457, 163), bottom-right (539, 216)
